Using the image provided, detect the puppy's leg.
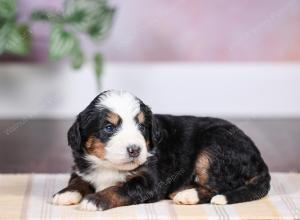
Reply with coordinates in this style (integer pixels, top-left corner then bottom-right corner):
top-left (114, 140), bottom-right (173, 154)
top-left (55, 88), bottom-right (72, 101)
top-left (52, 172), bottom-right (94, 206)
top-left (79, 172), bottom-right (159, 211)
top-left (210, 172), bottom-right (270, 205)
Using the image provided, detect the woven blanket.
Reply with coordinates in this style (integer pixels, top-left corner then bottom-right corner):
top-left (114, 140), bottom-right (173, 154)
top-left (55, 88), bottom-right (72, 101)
top-left (0, 173), bottom-right (299, 220)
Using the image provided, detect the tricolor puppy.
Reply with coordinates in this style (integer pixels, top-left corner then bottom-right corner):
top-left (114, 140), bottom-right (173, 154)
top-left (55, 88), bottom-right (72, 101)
top-left (52, 90), bottom-right (270, 211)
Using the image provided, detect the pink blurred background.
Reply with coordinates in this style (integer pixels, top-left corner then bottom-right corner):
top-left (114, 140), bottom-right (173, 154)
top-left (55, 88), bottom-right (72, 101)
top-left (1, 0), bottom-right (300, 174)
top-left (11, 0), bottom-right (300, 62)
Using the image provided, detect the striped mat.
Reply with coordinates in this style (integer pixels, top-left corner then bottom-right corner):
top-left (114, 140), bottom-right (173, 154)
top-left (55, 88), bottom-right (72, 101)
top-left (0, 173), bottom-right (299, 220)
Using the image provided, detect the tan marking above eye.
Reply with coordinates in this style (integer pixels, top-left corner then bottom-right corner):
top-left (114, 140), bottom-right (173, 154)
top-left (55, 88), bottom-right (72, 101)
top-left (106, 112), bottom-right (120, 125)
top-left (137, 112), bottom-right (145, 124)
top-left (86, 136), bottom-right (105, 159)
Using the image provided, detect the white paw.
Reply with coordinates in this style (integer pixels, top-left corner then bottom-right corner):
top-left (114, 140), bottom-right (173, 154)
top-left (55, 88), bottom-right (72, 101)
top-left (52, 191), bottom-right (82, 205)
top-left (210, 195), bottom-right (227, 205)
top-left (173, 188), bottom-right (199, 205)
top-left (79, 199), bottom-right (102, 211)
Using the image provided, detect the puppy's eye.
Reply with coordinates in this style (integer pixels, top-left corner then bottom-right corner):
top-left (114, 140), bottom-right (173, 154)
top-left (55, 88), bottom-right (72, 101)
top-left (104, 124), bottom-right (115, 133)
top-left (138, 124), bottom-right (145, 132)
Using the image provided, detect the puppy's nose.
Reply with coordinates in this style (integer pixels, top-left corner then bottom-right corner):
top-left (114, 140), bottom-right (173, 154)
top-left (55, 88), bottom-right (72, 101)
top-left (127, 145), bottom-right (141, 158)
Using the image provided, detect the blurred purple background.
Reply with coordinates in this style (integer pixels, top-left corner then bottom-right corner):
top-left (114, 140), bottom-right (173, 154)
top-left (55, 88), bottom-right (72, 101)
top-left (1, 0), bottom-right (300, 173)
top-left (10, 0), bottom-right (300, 62)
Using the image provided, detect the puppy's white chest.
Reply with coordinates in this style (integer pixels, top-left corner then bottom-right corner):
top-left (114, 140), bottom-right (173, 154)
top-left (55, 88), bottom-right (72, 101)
top-left (81, 168), bottom-right (128, 192)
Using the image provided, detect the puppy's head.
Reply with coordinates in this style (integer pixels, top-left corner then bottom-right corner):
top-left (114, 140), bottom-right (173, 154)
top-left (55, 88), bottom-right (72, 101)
top-left (68, 90), bottom-right (156, 171)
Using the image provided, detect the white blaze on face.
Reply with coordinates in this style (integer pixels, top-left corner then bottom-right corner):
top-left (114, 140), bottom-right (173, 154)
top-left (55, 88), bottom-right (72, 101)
top-left (97, 90), bottom-right (148, 169)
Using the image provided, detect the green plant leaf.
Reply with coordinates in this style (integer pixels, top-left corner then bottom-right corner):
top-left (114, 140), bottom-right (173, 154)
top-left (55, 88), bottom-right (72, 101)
top-left (49, 25), bottom-right (76, 60)
top-left (87, 7), bottom-right (115, 39)
top-left (31, 10), bottom-right (64, 23)
top-left (63, 0), bottom-right (93, 30)
top-left (0, 22), bottom-right (12, 54)
top-left (64, 8), bottom-right (88, 24)
top-left (94, 53), bottom-right (103, 90)
top-left (70, 45), bottom-right (84, 69)
top-left (63, 0), bottom-right (115, 39)
top-left (0, 0), bottom-right (16, 19)
top-left (94, 53), bottom-right (103, 77)
top-left (5, 24), bottom-right (31, 55)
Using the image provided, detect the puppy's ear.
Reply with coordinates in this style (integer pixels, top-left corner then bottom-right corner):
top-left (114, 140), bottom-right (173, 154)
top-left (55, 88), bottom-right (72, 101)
top-left (67, 117), bottom-right (81, 150)
top-left (141, 103), bottom-right (161, 149)
top-left (150, 115), bottom-right (161, 147)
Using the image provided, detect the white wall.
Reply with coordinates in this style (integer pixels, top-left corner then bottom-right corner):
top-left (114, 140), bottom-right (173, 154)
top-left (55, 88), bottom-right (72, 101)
top-left (0, 63), bottom-right (300, 118)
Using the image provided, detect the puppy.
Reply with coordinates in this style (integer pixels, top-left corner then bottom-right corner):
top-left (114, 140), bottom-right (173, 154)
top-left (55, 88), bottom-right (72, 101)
top-left (52, 90), bottom-right (270, 211)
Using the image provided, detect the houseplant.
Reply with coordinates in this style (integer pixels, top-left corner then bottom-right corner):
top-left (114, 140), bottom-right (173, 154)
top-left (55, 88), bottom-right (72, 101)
top-left (0, 0), bottom-right (115, 87)
top-left (0, 0), bottom-right (31, 55)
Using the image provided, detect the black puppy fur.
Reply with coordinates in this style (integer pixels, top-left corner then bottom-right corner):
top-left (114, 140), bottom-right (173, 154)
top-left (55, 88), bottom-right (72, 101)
top-left (53, 91), bottom-right (270, 210)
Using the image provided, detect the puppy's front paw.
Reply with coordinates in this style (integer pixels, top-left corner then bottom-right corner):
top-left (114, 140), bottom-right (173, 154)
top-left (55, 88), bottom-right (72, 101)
top-left (210, 195), bottom-right (228, 205)
top-left (173, 188), bottom-right (199, 205)
top-left (52, 191), bottom-right (82, 205)
top-left (79, 194), bottom-right (103, 211)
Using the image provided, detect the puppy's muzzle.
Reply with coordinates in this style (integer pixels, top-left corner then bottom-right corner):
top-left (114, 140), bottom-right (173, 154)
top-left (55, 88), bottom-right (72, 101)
top-left (127, 145), bottom-right (141, 158)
